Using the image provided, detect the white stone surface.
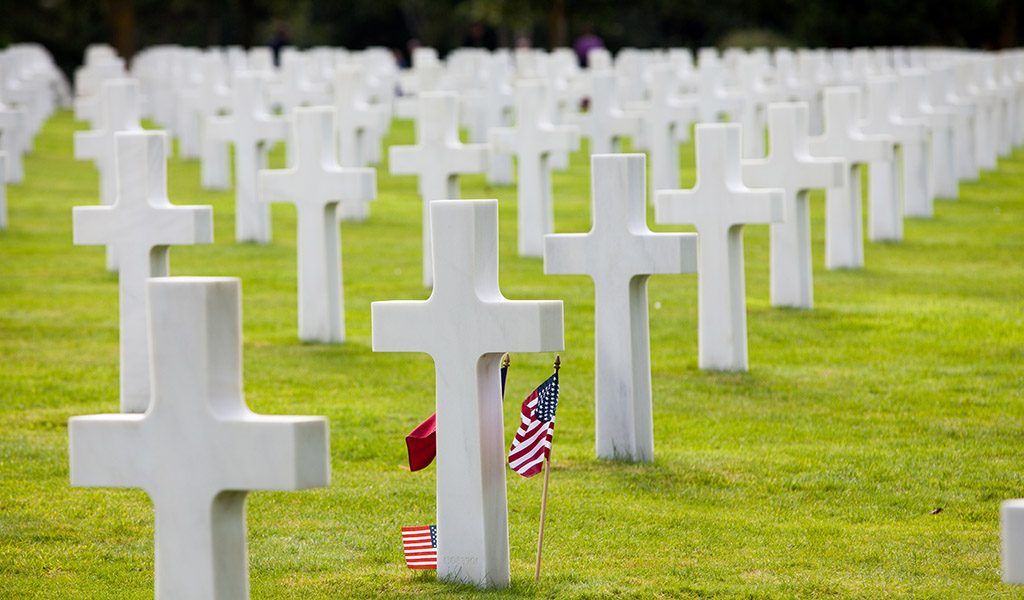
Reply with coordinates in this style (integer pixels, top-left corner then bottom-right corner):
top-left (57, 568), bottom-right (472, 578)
top-left (639, 63), bottom-right (698, 198)
top-left (490, 80), bottom-right (578, 258)
top-left (73, 78), bottom-right (143, 271)
top-left (1003, 499), bottom-right (1024, 583)
top-left (259, 107), bottom-right (376, 343)
top-left (69, 276), bottom-right (330, 599)
top-left (808, 87), bottom-right (894, 270)
top-left (474, 54), bottom-right (515, 185)
top-left (73, 131), bottom-right (213, 413)
top-left (0, 152), bottom-right (6, 230)
top-left (861, 77), bottom-right (930, 238)
top-left (545, 154), bottom-right (696, 461)
top-left (73, 59), bottom-right (125, 128)
top-left (571, 70), bottom-right (639, 155)
top-left (900, 68), bottom-right (958, 201)
top-left (655, 124), bottom-right (784, 372)
top-left (372, 200), bottom-right (563, 588)
top-left (0, 102), bottom-right (25, 185)
top-left (743, 103), bottom-right (845, 309)
top-left (195, 56), bottom-right (232, 191)
top-left (334, 64), bottom-right (389, 221)
top-left (389, 92), bottom-right (488, 287)
top-left (207, 72), bottom-right (287, 243)
top-left (934, 65), bottom-right (980, 183)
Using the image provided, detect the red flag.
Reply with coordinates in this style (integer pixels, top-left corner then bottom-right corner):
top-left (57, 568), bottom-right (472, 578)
top-left (405, 413), bottom-right (436, 472)
top-left (404, 356), bottom-right (509, 471)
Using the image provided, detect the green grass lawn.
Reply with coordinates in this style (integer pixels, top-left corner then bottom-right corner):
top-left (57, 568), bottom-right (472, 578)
top-left (1, 110), bottom-right (1023, 598)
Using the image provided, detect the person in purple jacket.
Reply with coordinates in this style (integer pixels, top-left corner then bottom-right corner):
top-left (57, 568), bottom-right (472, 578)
top-left (573, 23), bottom-right (605, 67)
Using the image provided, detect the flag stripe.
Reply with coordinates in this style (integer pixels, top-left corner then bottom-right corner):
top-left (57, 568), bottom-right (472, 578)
top-left (402, 524), bottom-right (437, 569)
top-left (508, 372), bottom-right (560, 478)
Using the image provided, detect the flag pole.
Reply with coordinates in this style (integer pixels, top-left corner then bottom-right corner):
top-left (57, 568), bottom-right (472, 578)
top-left (535, 355), bottom-right (560, 582)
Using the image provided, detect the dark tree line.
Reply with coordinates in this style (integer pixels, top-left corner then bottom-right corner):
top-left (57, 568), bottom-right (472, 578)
top-left (2, 0), bottom-right (1021, 78)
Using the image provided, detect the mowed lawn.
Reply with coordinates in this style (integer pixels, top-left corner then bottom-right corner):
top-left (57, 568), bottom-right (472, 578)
top-left (1, 109), bottom-right (1023, 599)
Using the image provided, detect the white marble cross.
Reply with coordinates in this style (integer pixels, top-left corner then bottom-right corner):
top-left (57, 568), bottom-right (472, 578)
top-left (258, 107), bottom-right (376, 343)
top-left (655, 124), bottom-right (784, 372)
top-left (335, 64), bottom-right (387, 165)
top-left (73, 59), bottom-right (126, 129)
top-left (73, 131), bottom-right (213, 413)
top-left (389, 92), bottom-right (489, 288)
top-left (0, 102), bottom-right (25, 185)
top-left (372, 200), bottom-right (563, 588)
top-left (807, 87), bottom-right (893, 270)
top-left (571, 70), bottom-right (639, 155)
top-left (194, 56), bottom-right (232, 191)
top-left (638, 63), bottom-right (698, 198)
top-left (74, 78), bottom-right (143, 272)
top-left (490, 80), bottom-right (578, 258)
top-left (334, 64), bottom-right (389, 223)
top-left (207, 72), bottom-right (287, 243)
top-left (1003, 499), bottom-right (1024, 583)
top-left (933, 65), bottom-right (979, 183)
top-left (860, 77), bottom-right (930, 240)
top-left (900, 68), bottom-right (958, 201)
top-left (0, 152), bottom-right (6, 230)
top-left (69, 276), bottom-right (329, 599)
top-left (335, 64), bottom-right (390, 170)
top-left (742, 103), bottom-right (845, 309)
top-left (545, 154), bottom-right (696, 461)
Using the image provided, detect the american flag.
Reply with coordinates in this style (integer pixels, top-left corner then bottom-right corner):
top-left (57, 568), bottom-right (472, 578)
top-left (508, 372), bottom-right (560, 477)
top-left (401, 525), bottom-right (437, 569)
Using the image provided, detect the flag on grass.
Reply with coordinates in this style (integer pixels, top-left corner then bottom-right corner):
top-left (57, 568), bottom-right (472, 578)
top-left (401, 525), bottom-right (437, 569)
top-left (508, 370), bottom-right (560, 477)
top-left (405, 355), bottom-right (510, 472)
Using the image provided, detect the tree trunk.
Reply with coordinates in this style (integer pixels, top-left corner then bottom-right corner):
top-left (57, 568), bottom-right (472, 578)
top-left (107, 0), bottom-right (136, 59)
top-left (547, 0), bottom-right (567, 49)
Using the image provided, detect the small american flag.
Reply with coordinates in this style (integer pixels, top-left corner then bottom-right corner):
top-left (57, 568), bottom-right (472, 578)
top-left (508, 371), bottom-right (560, 477)
top-left (401, 525), bottom-right (437, 569)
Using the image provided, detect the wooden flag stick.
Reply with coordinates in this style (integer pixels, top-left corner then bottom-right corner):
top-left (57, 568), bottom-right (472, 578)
top-left (535, 355), bottom-right (560, 582)
top-left (534, 455), bottom-right (552, 582)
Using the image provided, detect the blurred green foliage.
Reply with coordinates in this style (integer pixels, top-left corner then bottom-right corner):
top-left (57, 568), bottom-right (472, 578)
top-left (1, 0), bottom-right (1021, 76)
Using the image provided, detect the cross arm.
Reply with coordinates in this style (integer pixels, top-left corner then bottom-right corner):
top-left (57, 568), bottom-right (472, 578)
top-left (205, 116), bottom-right (233, 143)
top-left (653, 189), bottom-right (699, 227)
top-left (222, 416), bottom-right (329, 491)
top-left (72, 205), bottom-right (114, 245)
top-left (394, 97), bottom-right (416, 120)
top-left (149, 205), bottom-right (215, 246)
top-left (449, 143), bottom-right (489, 175)
top-left (566, 110), bottom-right (593, 135)
top-left (388, 145), bottom-right (421, 176)
top-left (326, 167), bottom-right (377, 202)
top-left (642, 232), bottom-right (699, 275)
top-left (69, 414), bottom-right (147, 488)
top-left (850, 133), bottom-right (895, 163)
top-left (488, 127), bottom-right (515, 154)
top-left (611, 112), bottom-right (641, 137)
top-left (256, 119), bottom-right (288, 143)
top-left (257, 168), bottom-right (299, 205)
top-left (669, 98), bottom-right (699, 129)
top-left (73, 130), bottom-right (104, 161)
top-left (547, 125), bottom-right (579, 153)
top-left (73, 97), bottom-right (98, 123)
top-left (371, 300), bottom-right (434, 353)
top-left (543, 233), bottom-right (590, 275)
top-left (732, 189), bottom-right (786, 226)
top-left (481, 299), bottom-right (563, 354)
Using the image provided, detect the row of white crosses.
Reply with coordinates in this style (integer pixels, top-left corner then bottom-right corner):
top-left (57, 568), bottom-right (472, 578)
top-left (107, 44), bottom-right (1024, 277)
top-left (0, 44), bottom-right (66, 230)
top-left (61, 44), bottom-right (1024, 593)
top-left (70, 126), bottom-right (331, 598)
